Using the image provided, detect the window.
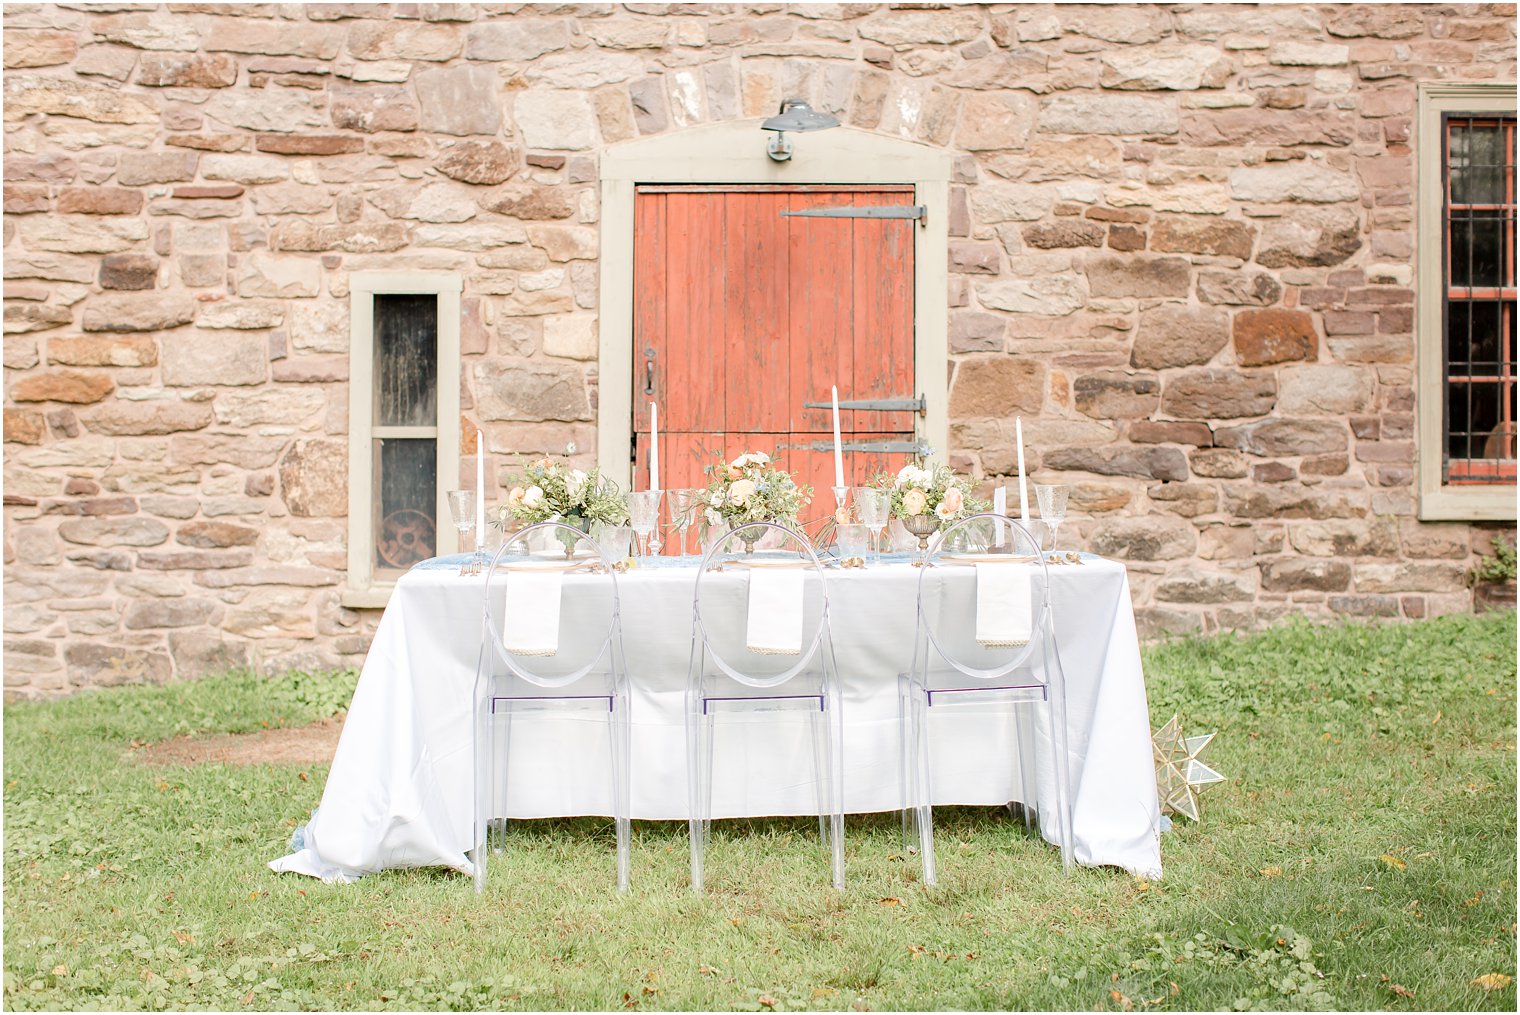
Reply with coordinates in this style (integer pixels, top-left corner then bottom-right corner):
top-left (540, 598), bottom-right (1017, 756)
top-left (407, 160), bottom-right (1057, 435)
top-left (1417, 83), bottom-right (1518, 521)
top-left (344, 272), bottom-right (462, 608)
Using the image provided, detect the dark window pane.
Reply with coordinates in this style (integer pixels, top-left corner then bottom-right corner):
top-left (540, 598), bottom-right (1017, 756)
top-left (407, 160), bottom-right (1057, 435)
top-left (1449, 123), bottom-right (1506, 205)
top-left (374, 438), bottom-right (436, 572)
top-left (1448, 301), bottom-right (1507, 370)
top-left (1449, 210), bottom-right (1507, 288)
top-left (374, 294), bottom-right (438, 427)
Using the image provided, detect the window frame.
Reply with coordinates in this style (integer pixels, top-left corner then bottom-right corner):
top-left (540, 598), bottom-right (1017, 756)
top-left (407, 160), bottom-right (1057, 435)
top-left (343, 271), bottom-right (463, 609)
top-left (1416, 81), bottom-right (1518, 521)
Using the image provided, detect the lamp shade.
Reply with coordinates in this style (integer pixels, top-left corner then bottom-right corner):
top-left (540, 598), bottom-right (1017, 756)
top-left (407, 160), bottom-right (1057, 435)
top-left (761, 98), bottom-right (840, 134)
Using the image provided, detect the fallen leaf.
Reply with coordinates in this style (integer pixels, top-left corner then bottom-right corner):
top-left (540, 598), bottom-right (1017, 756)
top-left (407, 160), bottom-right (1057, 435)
top-left (758, 995), bottom-right (777, 1008)
top-left (812, 987), bottom-right (836, 998)
top-left (1389, 983), bottom-right (1415, 998)
top-left (1463, 891), bottom-right (1485, 908)
top-left (907, 943), bottom-right (926, 956)
top-left (879, 897), bottom-right (901, 906)
top-left (1260, 866), bottom-right (1282, 877)
top-left (1110, 988), bottom-right (1133, 1011)
top-left (173, 931), bottom-right (193, 945)
top-left (1379, 854), bottom-right (1407, 870)
top-left (698, 965), bottom-right (718, 976)
top-left (51, 965), bottom-right (67, 977)
top-left (1471, 973), bottom-right (1512, 991)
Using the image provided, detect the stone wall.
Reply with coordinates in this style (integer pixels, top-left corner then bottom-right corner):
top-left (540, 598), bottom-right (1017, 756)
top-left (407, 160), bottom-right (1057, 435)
top-left (3, 3), bottom-right (1516, 696)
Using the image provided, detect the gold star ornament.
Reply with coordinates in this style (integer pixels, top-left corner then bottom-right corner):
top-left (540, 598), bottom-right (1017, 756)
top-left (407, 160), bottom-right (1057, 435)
top-left (1153, 715), bottom-right (1226, 822)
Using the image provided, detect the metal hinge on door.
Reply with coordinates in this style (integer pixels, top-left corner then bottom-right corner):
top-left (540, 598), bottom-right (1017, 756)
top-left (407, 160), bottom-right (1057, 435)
top-left (781, 205), bottom-right (927, 226)
top-left (782, 438), bottom-right (931, 456)
top-left (803, 395), bottom-right (926, 418)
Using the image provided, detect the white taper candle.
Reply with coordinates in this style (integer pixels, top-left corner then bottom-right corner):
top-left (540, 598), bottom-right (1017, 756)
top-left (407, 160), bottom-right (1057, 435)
top-left (831, 385), bottom-right (844, 488)
top-left (1015, 416), bottom-right (1029, 527)
top-left (649, 401), bottom-right (659, 492)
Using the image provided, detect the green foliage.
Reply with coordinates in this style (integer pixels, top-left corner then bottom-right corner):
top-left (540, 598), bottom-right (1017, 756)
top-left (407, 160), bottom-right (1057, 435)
top-left (870, 460), bottom-right (987, 526)
top-left (498, 457), bottom-right (629, 529)
top-left (1470, 534), bottom-right (1518, 585)
top-left (697, 451), bottom-right (812, 530)
top-left (4, 616), bottom-right (1515, 1012)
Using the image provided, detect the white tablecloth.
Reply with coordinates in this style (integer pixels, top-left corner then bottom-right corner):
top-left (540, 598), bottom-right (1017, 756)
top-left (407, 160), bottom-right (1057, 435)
top-left (271, 556), bottom-right (1162, 882)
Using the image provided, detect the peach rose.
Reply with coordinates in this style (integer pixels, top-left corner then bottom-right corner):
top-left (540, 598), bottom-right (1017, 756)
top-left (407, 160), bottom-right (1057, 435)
top-left (507, 486), bottom-right (525, 509)
top-left (728, 479), bottom-right (757, 506)
top-left (902, 488), bottom-right (928, 516)
top-left (726, 464), bottom-right (744, 480)
top-left (941, 487), bottom-right (964, 514)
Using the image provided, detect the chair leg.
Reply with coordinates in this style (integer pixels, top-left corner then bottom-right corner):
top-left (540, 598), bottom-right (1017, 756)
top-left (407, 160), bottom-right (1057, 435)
top-left (808, 701), bottom-right (830, 855)
top-left (609, 695), bottom-right (631, 894)
top-left (809, 692), bottom-right (844, 889)
top-left (686, 692), bottom-right (705, 894)
top-left (898, 674), bottom-right (914, 856)
top-left (911, 691), bottom-right (937, 887)
top-left (472, 700), bottom-right (488, 894)
top-left (1017, 704), bottom-right (1037, 837)
top-left (826, 686), bottom-right (845, 890)
top-left (492, 708), bottom-right (513, 857)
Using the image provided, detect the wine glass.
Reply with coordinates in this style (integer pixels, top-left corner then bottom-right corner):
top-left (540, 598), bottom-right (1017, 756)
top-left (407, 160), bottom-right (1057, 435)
top-left (1034, 483), bottom-right (1070, 555)
top-left (836, 523), bottom-right (869, 566)
top-left (854, 487), bottom-right (889, 564)
top-left (445, 490), bottom-right (476, 575)
top-left (665, 488), bottom-right (698, 556)
top-left (625, 490), bottom-right (661, 560)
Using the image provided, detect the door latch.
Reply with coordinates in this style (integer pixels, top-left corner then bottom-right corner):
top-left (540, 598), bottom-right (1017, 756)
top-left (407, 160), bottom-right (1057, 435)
top-left (642, 347), bottom-right (656, 396)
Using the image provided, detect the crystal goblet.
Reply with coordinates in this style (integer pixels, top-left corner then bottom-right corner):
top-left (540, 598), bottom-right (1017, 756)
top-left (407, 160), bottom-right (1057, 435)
top-left (445, 490), bottom-right (476, 575)
top-left (1034, 483), bottom-right (1071, 555)
top-left (625, 490), bottom-right (662, 560)
top-left (854, 487), bottom-right (889, 564)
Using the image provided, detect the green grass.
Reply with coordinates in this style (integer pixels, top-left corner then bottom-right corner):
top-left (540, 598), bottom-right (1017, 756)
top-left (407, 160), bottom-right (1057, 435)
top-left (4, 613), bottom-right (1516, 1011)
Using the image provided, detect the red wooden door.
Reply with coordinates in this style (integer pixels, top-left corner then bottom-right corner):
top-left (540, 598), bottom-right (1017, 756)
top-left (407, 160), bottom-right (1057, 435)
top-left (632, 185), bottom-right (916, 530)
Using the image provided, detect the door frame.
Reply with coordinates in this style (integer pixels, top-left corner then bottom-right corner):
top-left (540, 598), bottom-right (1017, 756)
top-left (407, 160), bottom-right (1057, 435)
top-left (598, 121), bottom-right (952, 490)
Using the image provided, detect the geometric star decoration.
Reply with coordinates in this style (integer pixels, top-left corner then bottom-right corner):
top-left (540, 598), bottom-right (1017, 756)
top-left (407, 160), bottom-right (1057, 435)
top-left (1152, 714), bottom-right (1226, 822)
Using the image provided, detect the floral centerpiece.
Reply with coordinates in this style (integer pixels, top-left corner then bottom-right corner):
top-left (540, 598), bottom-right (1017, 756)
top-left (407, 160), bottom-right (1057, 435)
top-left (697, 451), bottom-right (811, 552)
top-left (872, 461), bottom-right (985, 550)
top-left (496, 457), bottom-right (628, 556)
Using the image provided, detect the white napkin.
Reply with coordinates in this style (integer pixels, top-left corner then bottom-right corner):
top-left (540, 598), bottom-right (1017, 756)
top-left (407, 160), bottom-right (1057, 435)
top-left (974, 562), bottom-right (1032, 648)
top-left (745, 565), bottom-right (805, 656)
top-left (501, 568), bottom-right (563, 657)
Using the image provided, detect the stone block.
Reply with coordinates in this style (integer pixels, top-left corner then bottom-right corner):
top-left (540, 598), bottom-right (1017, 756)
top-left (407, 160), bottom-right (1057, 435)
top-left (1021, 220), bottom-right (1104, 249)
top-left (465, 20), bottom-right (570, 60)
top-left (1255, 206), bottom-right (1362, 269)
top-left (1222, 484), bottom-right (1364, 520)
top-left (10, 371), bottom-right (114, 404)
top-left (56, 187), bottom-right (144, 215)
top-left (542, 315), bottom-right (597, 361)
top-left (4, 408), bottom-right (46, 445)
top-left (236, 254), bottom-right (321, 298)
top-left (1327, 594), bottom-right (1400, 617)
top-left (278, 439), bottom-right (347, 517)
top-left (1277, 365), bottom-right (1374, 414)
top-left (515, 91), bottom-right (597, 151)
top-left (1162, 369), bottom-right (1276, 419)
top-left (1134, 606), bottom-right (1205, 639)
top-left (1154, 569), bottom-right (1255, 603)
top-left (1260, 558), bottom-right (1351, 592)
top-left (205, 20), bottom-right (340, 59)
top-left (137, 549), bottom-right (255, 570)
top-left (975, 276), bottom-right (1085, 316)
top-left (19, 216), bottom-right (149, 254)
top-left (949, 241), bottom-right (1002, 273)
top-left (346, 21), bottom-right (462, 61)
top-left (1090, 516), bottom-right (1196, 561)
top-left (80, 400), bottom-right (213, 435)
top-left (1129, 421), bottom-right (1213, 446)
top-left (1150, 217), bottom-right (1254, 259)
top-left (177, 520), bottom-right (260, 548)
top-left (1232, 308), bottom-right (1317, 366)
top-left (1072, 371), bottom-right (1161, 419)
top-left (970, 182), bottom-right (1054, 223)
top-left (435, 141), bottom-right (519, 185)
top-left (255, 134), bottom-right (365, 156)
top-left (137, 52), bottom-right (238, 88)
top-left (161, 332), bottom-right (267, 386)
top-left (956, 92), bottom-right (1036, 151)
top-left (99, 253), bottom-right (160, 290)
top-left (1399, 521), bottom-right (1470, 560)
top-left (1069, 481), bottom-right (1132, 513)
top-left (123, 597), bottom-right (221, 630)
top-left (476, 361), bottom-right (592, 422)
top-left (202, 154), bottom-right (290, 184)
top-left (1131, 304), bottom-right (1229, 369)
top-left (65, 642), bottom-right (172, 687)
top-left (4, 73), bottom-right (159, 124)
top-left (4, 29), bottom-right (78, 69)
top-left (1147, 482), bottom-right (1218, 517)
top-left (330, 85), bottom-right (419, 133)
top-left (81, 294), bottom-right (196, 333)
top-left (1100, 45), bottom-right (1232, 91)
top-left (58, 516), bottom-right (170, 547)
top-left (1289, 518), bottom-right (1399, 557)
top-left (1354, 561), bottom-right (1469, 594)
top-left (213, 388), bottom-right (327, 428)
top-left (949, 312), bottom-right (1005, 354)
top-left (1039, 94), bottom-right (1179, 135)
top-left (1087, 256), bottom-right (1191, 298)
top-left (1214, 418), bottom-right (1347, 456)
top-left (950, 358), bottom-right (1044, 417)
top-left (414, 65), bottom-right (500, 136)
top-left (1043, 445), bottom-right (1188, 481)
top-left (4, 304), bottom-right (72, 334)
top-left (1196, 269), bottom-right (1282, 307)
top-left (859, 9), bottom-right (984, 46)
top-left (167, 628), bottom-right (250, 676)
top-left (1229, 163), bottom-right (1359, 204)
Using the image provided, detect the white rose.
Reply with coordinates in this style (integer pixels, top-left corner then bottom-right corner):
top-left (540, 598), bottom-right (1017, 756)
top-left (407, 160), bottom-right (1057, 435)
top-left (749, 451), bottom-right (771, 465)
top-left (565, 469), bottom-right (587, 500)
top-left (728, 478), bottom-right (757, 506)
top-left (895, 464), bottom-right (916, 488)
top-left (731, 453), bottom-right (753, 469)
top-left (522, 485), bottom-right (545, 509)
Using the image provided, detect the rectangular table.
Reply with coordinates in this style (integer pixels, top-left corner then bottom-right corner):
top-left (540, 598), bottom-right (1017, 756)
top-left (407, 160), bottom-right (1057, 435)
top-left (272, 554), bottom-right (1162, 883)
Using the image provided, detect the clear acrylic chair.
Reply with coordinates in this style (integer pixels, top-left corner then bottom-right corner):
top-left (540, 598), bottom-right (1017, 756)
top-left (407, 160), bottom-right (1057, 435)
top-left (472, 521), bottom-right (631, 893)
top-left (899, 513), bottom-right (1074, 885)
top-left (687, 521), bottom-right (845, 892)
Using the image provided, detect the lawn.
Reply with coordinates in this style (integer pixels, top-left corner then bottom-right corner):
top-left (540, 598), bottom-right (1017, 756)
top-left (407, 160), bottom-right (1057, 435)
top-left (4, 612), bottom-right (1515, 1011)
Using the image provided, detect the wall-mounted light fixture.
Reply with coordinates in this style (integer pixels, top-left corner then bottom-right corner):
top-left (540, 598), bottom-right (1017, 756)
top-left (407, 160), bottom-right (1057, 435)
top-left (760, 98), bottom-right (840, 162)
